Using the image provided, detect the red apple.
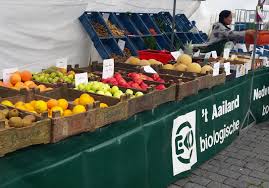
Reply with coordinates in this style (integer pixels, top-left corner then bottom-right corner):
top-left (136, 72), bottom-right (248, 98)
top-left (156, 84), bottom-right (166, 91)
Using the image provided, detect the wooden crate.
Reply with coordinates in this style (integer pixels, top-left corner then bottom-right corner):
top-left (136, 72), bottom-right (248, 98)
top-left (0, 105), bottom-right (51, 157)
top-left (39, 86), bottom-right (129, 131)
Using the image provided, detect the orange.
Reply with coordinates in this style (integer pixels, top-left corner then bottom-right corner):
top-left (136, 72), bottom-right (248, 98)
top-left (30, 100), bottom-right (37, 107)
top-left (24, 81), bottom-right (35, 87)
top-left (37, 85), bottom-right (47, 92)
top-left (24, 103), bottom-right (35, 111)
top-left (15, 82), bottom-right (24, 88)
top-left (72, 105), bottom-right (86, 114)
top-left (3, 82), bottom-right (13, 88)
top-left (47, 99), bottom-right (58, 109)
top-left (58, 99), bottom-right (68, 110)
top-left (51, 106), bottom-right (64, 116)
top-left (79, 93), bottom-right (94, 106)
top-left (63, 109), bottom-right (73, 116)
top-left (20, 70), bottom-right (32, 82)
top-left (73, 98), bottom-right (80, 105)
top-left (10, 73), bottom-right (21, 85)
top-left (15, 101), bottom-right (25, 108)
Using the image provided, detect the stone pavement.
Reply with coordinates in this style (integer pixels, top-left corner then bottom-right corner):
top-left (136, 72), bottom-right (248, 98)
top-left (169, 123), bottom-right (269, 188)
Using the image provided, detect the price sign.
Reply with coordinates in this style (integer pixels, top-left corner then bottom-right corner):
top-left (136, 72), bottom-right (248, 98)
top-left (2, 68), bottom-right (18, 83)
top-left (204, 52), bottom-right (212, 59)
top-left (102, 59), bottom-right (114, 79)
top-left (75, 72), bottom-right (88, 87)
top-left (118, 39), bottom-right (126, 51)
top-left (236, 64), bottom-right (246, 78)
top-left (211, 51), bottom-right (218, 59)
top-left (143, 65), bottom-right (157, 74)
top-left (245, 61), bottom-right (252, 73)
top-left (171, 50), bottom-right (183, 60)
top-left (103, 13), bottom-right (110, 22)
top-left (56, 58), bottom-right (68, 69)
top-left (193, 50), bottom-right (200, 57)
top-left (223, 48), bottom-right (230, 60)
top-left (224, 62), bottom-right (231, 75)
top-left (212, 62), bottom-right (220, 76)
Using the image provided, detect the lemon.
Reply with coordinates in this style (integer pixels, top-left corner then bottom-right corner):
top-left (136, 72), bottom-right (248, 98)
top-left (51, 106), bottom-right (64, 116)
top-left (1, 100), bottom-right (14, 107)
top-left (100, 103), bottom-right (108, 108)
top-left (34, 100), bottom-right (48, 113)
top-left (58, 99), bottom-right (68, 110)
top-left (79, 94), bottom-right (94, 106)
top-left (63, 109), bottom-right (73, 117)
top-left (73, 98), bottom-right (80, 105)
top-left (72, 105), bottom-right (86, 114)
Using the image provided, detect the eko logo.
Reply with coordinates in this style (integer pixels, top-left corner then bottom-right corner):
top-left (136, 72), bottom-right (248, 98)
top-left (172, 111), bottom-right (197, 176)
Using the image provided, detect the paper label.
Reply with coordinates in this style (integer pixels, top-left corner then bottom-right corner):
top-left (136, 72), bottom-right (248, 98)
top-left (245, 61), bottom-right (252, 73)
top-left (143, 65), bottom-right (157, 74)
top-left (224, 62), bottom-right (231, 75)
top-left (211, 51), bottom-right (218, 59)
top-left (193, 50), bottom-right (200, 57)
top-left (103, 13), bottom-right (110, 22)
top-left (204, 52), bottom-right (212, 59)
top-left (212, 62), bottom-right (220, 76)
top-left (236, 64), bottom-right (246, 78)
top-left (223, 48), bottom-right (230, 60)
top-left (56, 58), bottom-right (68, 69)
top-left (249, 45), bottom-right (254, 51)
top-left (75, 72), bottom-right (88, 87)
top-left (171, 50), bottom-right (183, 60)
top-left (102, 59), bottom-right (114, 79)
top-left (118, 39), bottom-right (126, 51)
top-left (2, 68), bottom-right (18, 83)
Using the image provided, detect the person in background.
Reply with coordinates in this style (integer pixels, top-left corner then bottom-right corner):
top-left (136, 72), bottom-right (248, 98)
top-left (208, 10), bottom-right (255, 45)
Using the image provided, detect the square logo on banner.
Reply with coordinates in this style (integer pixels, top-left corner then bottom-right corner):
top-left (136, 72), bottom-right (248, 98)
top-left (171, 111), bottom-right (197, 176)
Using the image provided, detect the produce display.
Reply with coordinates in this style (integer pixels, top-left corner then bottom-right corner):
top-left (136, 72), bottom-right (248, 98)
top-left (106, 21), bottom-right (125, 37)
top-left (76, 81), bottom-right (144, 98)
top-left (0, 108), bottom-right (37, 128)
top-left (125, 56), bottom-right (162, 65)
top-left (111, 48), bottom-right (132, 63)
top-left (92, 22), bottom-right (110, 37)
top-left (0, 71), bottom-right (52, 92)
top-left (32, 67), bottom-right (75, 85)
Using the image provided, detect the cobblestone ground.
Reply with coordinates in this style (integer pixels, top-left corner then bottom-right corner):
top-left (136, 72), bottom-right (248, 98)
top-left (169, 123), bottom-right (269, 188)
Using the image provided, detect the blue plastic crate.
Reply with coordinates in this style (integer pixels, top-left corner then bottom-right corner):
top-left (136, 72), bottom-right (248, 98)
top-left (234, 22), bottom-right (247, 31)
top-left (176, 32), bottom-right (190, 44)
top-left (129, 36), bottom-right (147, 50)
top-left (175, 15), bottom-right (190, 32)
top-left (149, 13), bottom-right (172, 33)
top-left (128, 13), bottom-right (150, 35)
top-left (142, 36), bottom-right (161, 50)
top-left (114, 37), bottom-right (138, 56)
top-left (99, 12), bottom-right (127, 35)
top-left (80, 11), bottom-right (112, 39)
top-left (177, 14), bottom-right (193, 31)
top-left (154, 35), bottom-right (171, 50)
top-left (184, 33), bottom-right (201, 44)
top-left (160, 12), bottom-right (185, 32)
top-left (114, 13), bottom-right (141, 36)
top-left (165, 33), bottom-right (184, 50)
top-left (138, 13), bottom-right (161, 34)
top-left (101, 38), bottom-right (124, 57)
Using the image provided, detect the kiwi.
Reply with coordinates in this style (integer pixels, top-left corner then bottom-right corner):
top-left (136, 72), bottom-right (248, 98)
top-left (0, 112), bottom-right (6, 120)
top-left (8, 109), bottom-right (19, 119)
top-left (0, 109), bottom-right (9, 118)
top-left (9, 117), bottom-right (23, 128)
top-left (22, 118), bottom-right (32, 127)
top-left (3, 118), bottom-right (9, 128)
top-left (23, 115), bottom-right (36, 123)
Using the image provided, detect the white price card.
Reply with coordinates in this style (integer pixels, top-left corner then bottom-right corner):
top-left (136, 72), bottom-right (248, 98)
top-left (118, 39), bottom-right (126, 51)
top-left (249, 45), bottom-right (254, 51)
top-left (241, 44), bottom-right (248, 52)
top-left (2, 68), bottom-right (18, 83)
top-left (143, 65), bottom-right (157, 74)
top-left (236, 64), bottom-right (246, 78)
top-left (224, 62), bottom-right (231, 75)
top-left (212, 62), bottom-right (220, 76)
top-left (223, 48), bottom-right (230, 60)
top-left (193, 50), bottom-right (200, 57)
top-left (56, 58), bottom-right (68, 69)
top-left (102, 59), bottom-right (114, 79)
top-left (75, 72), bottom-right (88, 87)
top-left (171, 50), bottom-right (183, 60)
top-left (245, 61), bottom-right (252, 73)
top-left (211, 51), bottom-right (218, 59)
top-left (103, 13), bottom-right (110, 22)
top-left (204, 52), bottom-right (212, 59)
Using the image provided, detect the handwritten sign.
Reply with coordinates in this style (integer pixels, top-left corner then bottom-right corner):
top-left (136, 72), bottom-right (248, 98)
top-left (193, 50), bottom-right (200, 57)
top-left (171, 50), bottom-right (183, 60)
top-left (204, 52), bottom-right (212, 59)
top-left (224, 62), bottom-right (231, 75)
top-left (2, 68), bottom-right (18, 83)
top-left (143, 65), bottom-right (157, 74)
top-left (118, 39), bottom-right (126, 51)
top-left (212, 62), bottom-right (220, 76)
top-left (211, 51), bottom-right (218, 59)
top-left (56, 58), bottom-right (68, 69)
top-left (75, 72), bottom-right (88, 87)
top-left (223, 48), bottom-right (230, 60)
top-left (102, 59), bottom-right (114, 79)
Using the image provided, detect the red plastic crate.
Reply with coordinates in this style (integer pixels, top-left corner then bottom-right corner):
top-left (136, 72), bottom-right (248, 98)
top-left (138, 50), bottom-right (175, 64)
top-left (245, 31), bottom-right (269, 45)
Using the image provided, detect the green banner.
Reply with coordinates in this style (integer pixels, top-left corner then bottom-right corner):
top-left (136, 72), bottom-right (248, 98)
top-left (0, 69), bottom-right (269, 188)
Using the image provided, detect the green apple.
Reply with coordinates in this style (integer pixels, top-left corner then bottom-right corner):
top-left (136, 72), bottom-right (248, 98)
top-left (85, 84), bottom-right (92, 92)
top-left (111, 86), bottom-right (119, 94)
top-left (96, 90), bottom-right (105, 95)
top-left (135, 92), bottom-right (144, 97)
top-left (113, 90), bottom-right (123, 99)
top-left (78, 83), bottom-right (86, 91)
top-left (88, 90), bottom-right (95, 93)
top-left (104, 91), bottom-right (113, 97)
top-left (125, 89), bottom-right (134, 95)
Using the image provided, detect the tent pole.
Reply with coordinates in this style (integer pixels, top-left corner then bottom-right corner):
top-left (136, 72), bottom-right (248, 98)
top-left (171, 0), bottom-right (176, 51)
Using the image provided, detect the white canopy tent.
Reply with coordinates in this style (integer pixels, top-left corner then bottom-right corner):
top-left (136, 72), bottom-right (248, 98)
top-left (0, 0), bottom-right (201, 75)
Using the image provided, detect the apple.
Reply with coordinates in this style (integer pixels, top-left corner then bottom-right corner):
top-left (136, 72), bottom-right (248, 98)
top-left (156, 84), bottom-right (166, 91)
top-left (104, 91), bottom-right (113, 97)
top-left (135, 92), bottom-right (144, 97)
top-left (125, 89), bottom-right (134, 95)
top-left (113, 90), bottom-right (123, 99)
top-left (111, 86), bottom-right (119, 94)
top-left (88, 90), bottom-right (95, 93)
top-left (96, 90), bottom-right (105, 95)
